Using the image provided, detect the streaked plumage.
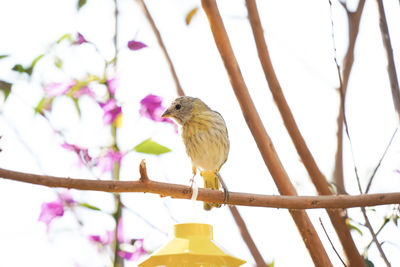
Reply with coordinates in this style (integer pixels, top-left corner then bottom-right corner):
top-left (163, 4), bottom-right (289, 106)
top-left (162, 96), bottom-right (229, 210)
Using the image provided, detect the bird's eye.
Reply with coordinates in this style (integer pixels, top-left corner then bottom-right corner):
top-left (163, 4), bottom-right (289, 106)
top-left (175, 104), bottom-right (182, 110)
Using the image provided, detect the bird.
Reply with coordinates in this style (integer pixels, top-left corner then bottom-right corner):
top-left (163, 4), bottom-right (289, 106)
top-left (162, 96), bottom-right (229, 210)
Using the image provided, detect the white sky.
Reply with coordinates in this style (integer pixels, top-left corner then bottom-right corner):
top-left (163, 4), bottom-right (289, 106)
top-left (0, 0), bottom-right (400, 266)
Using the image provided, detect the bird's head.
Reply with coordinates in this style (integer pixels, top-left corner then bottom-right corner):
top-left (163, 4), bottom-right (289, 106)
top-left (162, 96), bottom-right (209, 125)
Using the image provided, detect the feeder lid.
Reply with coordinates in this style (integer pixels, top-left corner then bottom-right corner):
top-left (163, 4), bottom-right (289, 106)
top-left (138, 223), bottom-right (246, 266)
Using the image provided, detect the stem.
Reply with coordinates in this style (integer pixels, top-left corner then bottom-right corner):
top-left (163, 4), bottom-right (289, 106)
top-left (112, 0), bottom-right (123, 266)
top-left (137, 0), bottom-right (185, 96)
top-left (361, 208), bottom-right (391, 266)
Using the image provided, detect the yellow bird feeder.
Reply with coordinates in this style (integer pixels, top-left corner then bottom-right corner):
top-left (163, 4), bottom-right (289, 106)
top-left (138, 223), bottom-right (246, 267)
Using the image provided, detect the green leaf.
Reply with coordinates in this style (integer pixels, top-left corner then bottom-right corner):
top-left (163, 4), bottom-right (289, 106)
top-left (364, 258), bottom-right (374, 267)
top-left (346, 218), bottom-right (363, 236)
top-left (11, 54), bottom-right (44, 76)
top-left (26, 54), bottom-right (44, 75)
top-left (79, 202), bottom-right (101, 211)
top-left (57, 33), bottom-right (73, 44)
top-left (185, 7), bottom-right (199, 25)
top-left (0, 80), bottom-right (12, 101)
top-left (0, 55), bottom-right (9, 60)
top-left (12, 64), bottom-right (26, 73)
top-left (134, 138), bottom-right (171, 155)
top-left (54, 57), bottom-right (63, 69)
top-left (34, 96), bottom-right (53, 115)
top-left (77, 0), bottom-right (87, 10)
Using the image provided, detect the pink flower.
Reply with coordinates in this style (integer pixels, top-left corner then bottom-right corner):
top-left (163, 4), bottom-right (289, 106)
top-left (127, 40), bottom-right (147, 51)
top-left (61, 142), bottom-right (92, 165)
top-left (73, 85), bottom-right (95, 99)
top-left (139, 95), bottom-right (177, 132)
top-left (38, 199), bottom-right (64, 231)
top-left (118, 239), bottom-right (147, 261)
top-left (139, 94), bottom-right (173, 123)
top-left (89, 230), bottom-right (114, 245)
top-left (43, 81), bottom-right (76, 96)
top-left (107, 78), bottom-right (118, 95)
top-left (96, 148), bottom-right (125, 174)
top-left (99, 98), bottom-right (122, 125)
top-left (38, 190), bottom-right (75, 232)
top-left (74, 32), bottom-right (87, 45)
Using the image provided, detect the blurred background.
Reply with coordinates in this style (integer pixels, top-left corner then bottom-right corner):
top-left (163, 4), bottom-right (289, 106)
top-left (0, 0), bottom-right (399, 266)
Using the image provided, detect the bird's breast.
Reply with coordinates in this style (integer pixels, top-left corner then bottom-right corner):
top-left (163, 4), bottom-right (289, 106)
top-left (182, 112), bottom-right (229, 172)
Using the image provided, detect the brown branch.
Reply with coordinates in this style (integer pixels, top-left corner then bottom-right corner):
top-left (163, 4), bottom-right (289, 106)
top-left (201, 1), bottom-right (333, 265)
top-left (136, 0), bottom-right (185, 97)
top-left (376, 0), bottom-right (400, 124)
top-left (246, 0), bottom-right (364, 265)
top-left (229, 206), bottom-right (269, 267)
top-left (334, 0), bottom-right (366, 195)
top-left (1, 166), bottom-right (399, 209)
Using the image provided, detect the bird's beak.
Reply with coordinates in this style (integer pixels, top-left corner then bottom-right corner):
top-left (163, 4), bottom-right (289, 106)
top-left (161, 108), bottom-right (172, 118)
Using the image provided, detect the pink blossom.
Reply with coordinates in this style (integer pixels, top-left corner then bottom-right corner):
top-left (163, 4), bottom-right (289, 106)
top-left (99, 98), bottom-right (122, 125)
top-left (74, 32), bottom-right (87, 45)
top-left (139, 94), bottom-right (177, 132)
top-left (73, 85), bottom-right (95, 99)
top-left (118, 239), bottom-right (147, 261)
top-left (96, 148), bottom-right (125, 174)
top-left (43, 81), bottom-right (76, 96)
top-left (127, 40), bottom-right (147, 51)
top-left (139, 94), bottom-right (174, 124)
top-left (107, 78), bottom-right (118, 95)
top-left (61, 142), bottom-right (92, 165)
top-left (38, 190), bottom-right (75, 232)
top-left (38, 199), bottom-right (64, 231)
top-left (89, 230), bottom-right (114, 245)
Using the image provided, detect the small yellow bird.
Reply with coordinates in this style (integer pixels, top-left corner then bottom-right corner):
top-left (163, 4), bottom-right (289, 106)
top-left (162, 96), bottom-right (229, 210)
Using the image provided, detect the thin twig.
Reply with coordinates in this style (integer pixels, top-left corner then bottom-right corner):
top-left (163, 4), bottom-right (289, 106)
top-left (319, 218), bottom-right (347, 267)
top-left (330, 2), bottom-right (392, 265)
top-left (136, 0), bottom-right (185, 97)
top-left (120, 201), bottom-right (168, 236)
top-left (218, 174), bottom-right (268, 266)
top-left (376, 0), bottom-right (400, 124)
top-left (229, 206), bottom-right (269, 267)
top-left (361, 207), bottom-right (391, 266)
top-left (329, 0), bottom-right (363, 194)
top-left (365, 128), bottom-right (397, 194)
top-left (333, 0), bottom-right (366, 190)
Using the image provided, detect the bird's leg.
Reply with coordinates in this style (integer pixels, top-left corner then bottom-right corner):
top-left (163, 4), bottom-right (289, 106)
top-left (190, 167), bottom-right (197, 187)
top-left (216, 172), bottom-right (229, 204)
top-left (190, 167), bottom-right (198, 202)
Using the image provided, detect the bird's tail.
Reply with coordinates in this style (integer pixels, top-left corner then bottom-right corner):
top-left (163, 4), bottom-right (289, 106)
top-left (201, 171), bottom-right (221, 210)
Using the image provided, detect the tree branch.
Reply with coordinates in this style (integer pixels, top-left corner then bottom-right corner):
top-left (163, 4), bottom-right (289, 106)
top-left (376, 0), bottom-right (400, 124)
top-left (334, 0), bottom-right (365, 195)
top-left (136, 0), bottom-right (185, 97)
top-left (200, 0), bottom-right (337, 265)
top-left (246, 1), bottom-right (364, 264)
top-left (1, 165), bottom-right (399, 209)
